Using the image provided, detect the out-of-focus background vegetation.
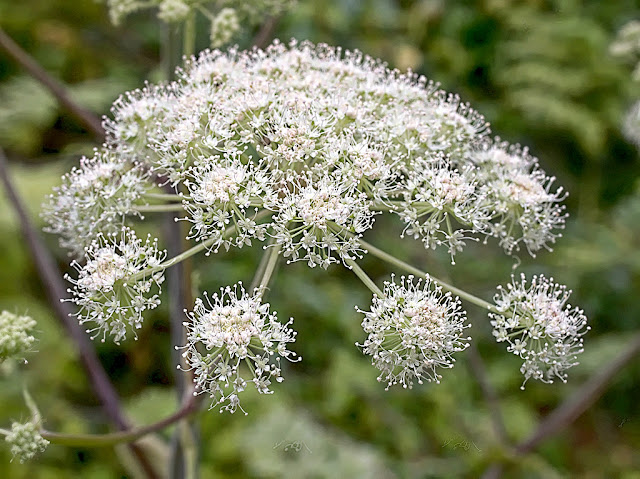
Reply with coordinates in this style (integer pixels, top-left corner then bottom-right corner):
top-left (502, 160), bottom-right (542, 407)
top-left (1, 0), bottom-right (639, 477)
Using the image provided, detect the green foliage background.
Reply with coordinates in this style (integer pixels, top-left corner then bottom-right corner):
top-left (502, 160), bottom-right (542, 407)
top-left (1, 0), bottom-right (639, 477)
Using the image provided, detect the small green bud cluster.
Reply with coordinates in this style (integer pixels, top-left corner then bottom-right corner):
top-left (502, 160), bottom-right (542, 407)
top-left (210, 8), bottom-right (240, 48)
top-left (0, 311), bottom-right (36, 363)
top-left (5, 421), bottom-right (49, 463)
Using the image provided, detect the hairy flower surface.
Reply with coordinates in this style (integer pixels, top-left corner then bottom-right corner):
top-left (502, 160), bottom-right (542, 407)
top-left (181, 283), bottom-right (298, 414)
top-left (5, 421), bottom-right (49, 463)
top-left (358, 275), bottom-right (471, 389)
top-left (473, 142), bottom-right (567, 255)
top-left (182, 151), bottom-right (271, 251)
top-left (66, 228), bottom-right (166, 343)
top-left (0, 311), bottom-right (37, 363)
top-left (490, 274), bottom-right (589, 388)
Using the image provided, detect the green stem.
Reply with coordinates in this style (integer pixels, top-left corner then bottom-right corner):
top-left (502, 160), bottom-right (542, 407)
top-left (40, 393), bottom-right (199, 448)
top-left (183, 12), bottom-right (196, 58)
top-left (354, 235), bottom-right (496, 312)
top-left (23, 387), bottom-right (42, 424)
top-left (143, 193), bottom-right (185, 202)
top-left (0, 428), bottom-right (9, 436)
top-left (254, 244), bottom-right (281, 296)
top-left (249, 238), bottom-right (277, 291)
top-left (136, 204), bottom-right (185, 213)
top-left (345, 258), bottom-right (384, 298)
top-left (130, 209), bottom-right (272, 282)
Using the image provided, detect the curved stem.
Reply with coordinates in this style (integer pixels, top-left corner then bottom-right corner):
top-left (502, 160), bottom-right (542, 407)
top-left (345, 258), bottom-right (384, 298)
top-left (41, 389), bottom-right (200, 448)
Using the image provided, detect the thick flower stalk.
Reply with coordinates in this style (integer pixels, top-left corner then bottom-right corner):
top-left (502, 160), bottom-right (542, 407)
top-left (490, 274), bottom-right (589, 388)
top-left (0, 311), bottom-right (37, 363)
top-left (180, 283), bottom-right (299, 414)
top-left (358, 275), bottom-right (471, 389)
top-left (65, 228), bottom-right (166, 343)
top-left (473, 142), bottom-right (567, 255)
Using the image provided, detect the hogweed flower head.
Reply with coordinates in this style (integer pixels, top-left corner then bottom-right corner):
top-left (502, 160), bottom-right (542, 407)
top-left (181, 283), bottom-right (299, 414)
top-left (358, 275), bottom-right (471, 389)
top-left (395, 156), bottom-right (490, 261)
top-left (42, 40), bottom-right (583, 399)
top-left (267, 172), bottom-right (373, 268)
top-left (65, 228), bottom-right (166, 344)
top-left (5, 421), bottom-right (49, 463)
top-left (93, 40), bottom-right (568, 264)
top-left (490, 274), bottom-right (589, 388)
top-left (0, 311), bottom-right (37, 363)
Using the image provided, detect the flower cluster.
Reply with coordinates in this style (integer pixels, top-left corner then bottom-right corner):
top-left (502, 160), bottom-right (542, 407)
top-left (42, 150), bottom-right (149, 258)
top-left (94, 41), bottom-right (567, 266)
top-left (358, 275), bottom-right (471, 389)
top-left (65, 228), bottom-right (166, 343)
top-left (0, 311), bottom-right (37, 363)
top-left (180, 283), bottom-right (298, 413)
top-left (4, 421), bottom-right (49, 463)
top-left (181, 151), bottom-right (271, 251)
top-left (490, 274), bottom-right (589, 388)
top-left (42, 41), bottom-right (579, 396)
top-left (473, 142), bottom-right (567, 255)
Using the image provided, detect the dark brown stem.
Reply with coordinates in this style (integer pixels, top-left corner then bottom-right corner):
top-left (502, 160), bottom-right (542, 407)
top-left (0, 27), bottom-right (105, 140)
top-left (515, 331), bottom-right (640, 455)
top-left (480, 331), bottom-right (640, 478)
top-left (0, 148), bottom-right (157, 478)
